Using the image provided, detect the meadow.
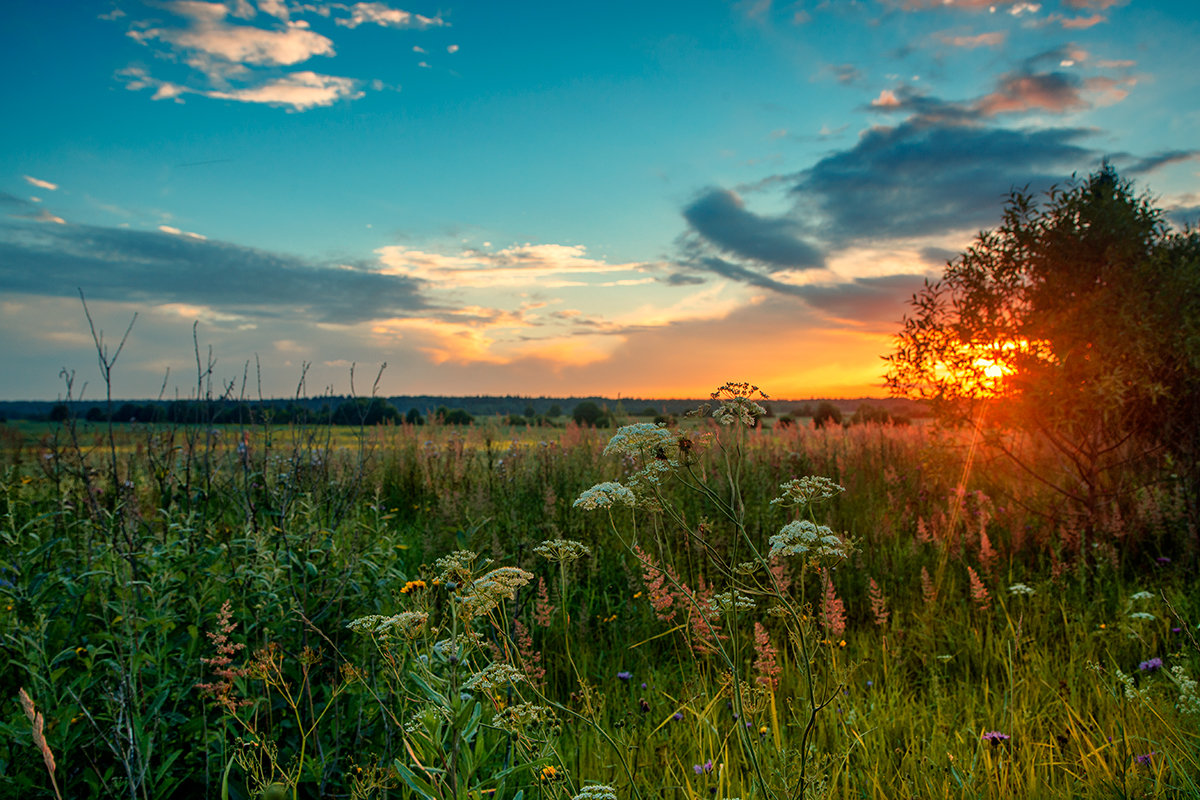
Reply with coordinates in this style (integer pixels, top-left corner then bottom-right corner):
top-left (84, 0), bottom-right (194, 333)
top-left (1, 387), bottom-right (1197, 800)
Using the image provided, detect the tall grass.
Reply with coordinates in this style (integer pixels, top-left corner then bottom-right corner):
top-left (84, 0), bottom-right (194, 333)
top-left (1, 392), bottom-right (1197, 799)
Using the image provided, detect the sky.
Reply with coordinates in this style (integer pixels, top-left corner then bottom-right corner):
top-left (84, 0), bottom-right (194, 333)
top-left (2, 0), bottom-right (1198, 402)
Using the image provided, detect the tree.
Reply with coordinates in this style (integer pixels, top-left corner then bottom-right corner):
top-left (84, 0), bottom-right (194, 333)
top-left (572, 401), bottom-right (607, 427)
top-left (885, 165), bottom-right (1200, 534)
top-left (811, 402), bottom-right (842, 428)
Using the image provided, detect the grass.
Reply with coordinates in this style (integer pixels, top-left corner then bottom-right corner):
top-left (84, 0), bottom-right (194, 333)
top-left (0, 401), bottom-right (1197, 800)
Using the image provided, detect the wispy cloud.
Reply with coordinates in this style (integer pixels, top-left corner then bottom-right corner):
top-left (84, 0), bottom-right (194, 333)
top-left (0, 220), bottom-right (428, 324)
top-left (115, 0), bottom-right (440, 111)
top-left (682, 188), bottom-right (824, 269)
top-left (934, 31), bottom-right (1006, 49)
top-left (23, 176), bottom-right (59, 191)
top-left (376, 243), bottom-right (644, 289)
top-left (334, 2), bottom-right (445, 29)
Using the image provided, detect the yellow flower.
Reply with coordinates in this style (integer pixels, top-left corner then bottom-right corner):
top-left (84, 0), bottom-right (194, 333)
top-left (538, 765), bottom-right (558, 781)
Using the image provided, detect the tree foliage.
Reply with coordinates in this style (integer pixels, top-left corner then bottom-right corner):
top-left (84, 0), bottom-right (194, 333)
top-left (885, 166), bottom-right (1200, 527)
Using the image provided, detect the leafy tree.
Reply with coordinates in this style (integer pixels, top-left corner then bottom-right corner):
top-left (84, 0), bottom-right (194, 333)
top-left (572, 401), bottom-right (606, 427)
top-left (546, 403), bottom-right (563, 418)
top-left (811, 401), bottom-right (842, 428)
top-left (885, 165), bottom-right (1200, 532)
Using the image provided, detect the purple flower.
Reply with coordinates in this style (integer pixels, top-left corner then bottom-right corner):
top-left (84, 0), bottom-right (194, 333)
top-left (672, 712), bottom-right (684, 721)
top-left (982, 731), bottom-right (1010, 745)
top-left (1139, 658), bottom-right (1163, 672)
top-left (1156, 556), bottom-right (1171, 565)
top-left (1135, 751), bottom-right (1157, 767)
top-left (693, 759), bottom-right (713, 775)
top-left (617, 671), bottom-right (632, 682)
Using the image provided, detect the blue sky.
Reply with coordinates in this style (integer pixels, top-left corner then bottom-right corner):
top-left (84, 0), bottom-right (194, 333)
top-left (2, 0), bottom-right (1198, 401)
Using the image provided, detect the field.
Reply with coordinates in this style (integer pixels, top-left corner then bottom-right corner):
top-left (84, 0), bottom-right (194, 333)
top-left (1, 400), bottom-right (1198, 800)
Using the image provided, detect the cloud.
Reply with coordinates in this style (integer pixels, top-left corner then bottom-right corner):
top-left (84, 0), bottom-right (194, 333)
top-left (119, 65), bottom-right (361, 110)
top-left (376, 243), bottom-right (644, 289)
top-left (824, 64), bottom-right (863, 85)
top-left (0, 220), bottom-right (428, 325)
top-left (205, 71), bottom-right (363, 109)
top-left (791, 118), bottom-right (1097, 244)
top-left (871, 89), bottom-right (902, 108)
top-left (1123, 150), bottom-right (1200, 175)
top-left (935, 31), bottom-right (1006, 48)
top-left (977, 71), bottom-right (1089, 115)
top-left (129, 3), bottom-right (336, 66)
top-left (334, 2), bottom-right (445, 29)
top-left (1056, 13), bottom-right (1106, 28)
top-left (1062, 0), bottom-right (1126, 8)
top-left (23, 176), bottom-right (59, 191)
top-left (682, 188), bottom-right (824, 269)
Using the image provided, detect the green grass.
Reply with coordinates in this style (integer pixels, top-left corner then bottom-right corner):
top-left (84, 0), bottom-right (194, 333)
top-left (0, 412), bottom-right (1196, 800)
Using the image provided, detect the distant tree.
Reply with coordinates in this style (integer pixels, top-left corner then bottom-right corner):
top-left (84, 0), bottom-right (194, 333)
top-left (572, 401), bottom-right (606, 427)
top-left (886, 165), bottom-right (1200, 532)
top-left (791, 403), bottom-right (815, 418)
top-left (547, 403), bottom-right (563, 418)
top-left (48, 403), bottom-right (70, 422)
top-left (405, 407), bottom-right (425, 426)
top-left (849, 403), bottom-right (892, 426)
top-left (85, 406), bottom-right (105, 422)
top-left (640, 406), bottom-right (658, 417)
top-left (812, 402), bottom-right (842, 428)
top-left (442, 408), bottom-right (474, 426)
top-left (507, 413), bottom-right (529, 426)
top-left (524, 405), bottom-right (536, 418)
top-left (775, 414), bottom-right (795, 429)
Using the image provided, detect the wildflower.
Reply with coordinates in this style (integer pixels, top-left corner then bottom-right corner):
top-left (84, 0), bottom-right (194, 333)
top-left (768, 520), bottom-right (848, 563)
top-left (456, 567), bottom-right (535, 618)
top-left (493, 702), bottom-right (554, 732)
top-left (770, 476), bottom-right (845, 508)
top-left (573, 482), bottom-right (636, 510)
top-left (1139, 657), bottom-right (1163, 673)
top-left (672, 712), bottom-right (684, 721)
top-left (868, 577), bottom-right (890, 626)
top-left (1129, 611), bottom-right (1157, 621)
top-left (534, 538), bottom-right (592, 563)
top-left (464, 663), bottom-right (527, 692)
top-left (1007, 582), bottom-right (1035, 597)
top-left (433, 550), bottom-right (478, 584)
top-left (399, 579), bottom-right (427, 594)
top-left (617, 671), bottom-right (632, 682)
top-left (713, 589), bottom-right (757, 614)
top-left (967, 565), bottom-right (991, 611)
top-left (709, 381), bottom-right (768, 426)
top-left (1135, 751), bottom-right (1157, 767)
top-left (1129, 591), bottom-right (1154, 602)
top-left (347, 611), bottom-right (428, 639)
top-left (1156, 556), bottom-right (1171, 565)
top-left (759, 725), bottom-right (768, 735)
top-left (693, 759), bottom-right (714, 775)
top-left (820, 570), bottom-right (847, 638)
top-left (573, 785), bottom-right (618, 800)
top-left (981, 731), bottom-right (1010, 745)
top-left (538, 765), bottom-right (561, 781)
top-left (752, 622), bottom-right (780, 690)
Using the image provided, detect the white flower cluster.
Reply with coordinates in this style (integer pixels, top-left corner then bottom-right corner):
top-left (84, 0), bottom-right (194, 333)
top-left (494, 702), bottom-right (555, 732)
top-left (1007, 583), bottom-right (1036, 597)
top-left (457, 567), bottom-right (535, 618)
top-left (1128, 611), bottom-right (1157, 621)
top-left (713, 589), bottom-right (757, 614)
top-left (767, 520), bottom-right (848, 563)
top-left (770, 476), bottom-right (845, 508)
top-left (573, 785), bottom-right (618, 800)
top-left (534, 538), bottom-right (592, 563)
top-left (603, 423), bottom-right (675, 459)
top-left (712, 396), bottom-right (766, 426)
top-left (434, 550), bottom-right (479, 583)
top-left (463, 662), bottom-right (527, 691)
top-left (346, 611), bottom-right (428, 639)
top-left (603, 423), bottom-right (680, 489)
top-left (432, 631), bottom-right (485, 660)
top-left (1129, 591), bottom-right (1155, 602)
top-left (573, 482), bottom-right (636, 511)
top-left (1171, 665), bottom-right (1200, 716)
